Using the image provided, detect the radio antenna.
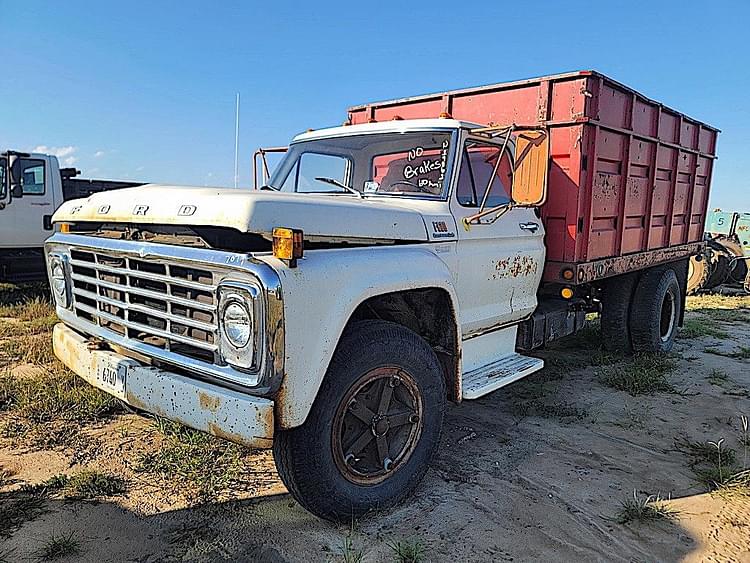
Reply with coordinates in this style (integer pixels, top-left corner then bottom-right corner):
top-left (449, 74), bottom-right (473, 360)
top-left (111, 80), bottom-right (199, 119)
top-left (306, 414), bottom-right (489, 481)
top-left (234, 93), bottom-right (240, 188)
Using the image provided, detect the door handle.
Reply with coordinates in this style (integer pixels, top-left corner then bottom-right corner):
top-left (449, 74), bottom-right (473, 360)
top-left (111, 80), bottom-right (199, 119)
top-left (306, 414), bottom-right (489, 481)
top-left (519, 222), bottom-right (539, 233)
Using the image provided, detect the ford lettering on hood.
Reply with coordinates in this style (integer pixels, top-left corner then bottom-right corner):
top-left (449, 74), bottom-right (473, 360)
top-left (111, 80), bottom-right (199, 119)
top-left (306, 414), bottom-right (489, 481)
top-left (52, 184), bottom-right (432, 242)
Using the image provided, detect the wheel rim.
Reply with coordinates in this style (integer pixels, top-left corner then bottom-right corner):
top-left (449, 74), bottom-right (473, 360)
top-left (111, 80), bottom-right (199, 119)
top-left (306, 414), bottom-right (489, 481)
top-left (332, 366), bottom-right (424, 485)
top-left (660, 290), bottom-right (676, 342)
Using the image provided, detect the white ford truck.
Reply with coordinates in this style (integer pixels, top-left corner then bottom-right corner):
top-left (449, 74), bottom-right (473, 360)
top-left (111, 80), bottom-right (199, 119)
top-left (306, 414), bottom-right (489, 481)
top-left (45, 72), bottom-right (717, 521)
top-left (1, 150), bottom-right (140, 282)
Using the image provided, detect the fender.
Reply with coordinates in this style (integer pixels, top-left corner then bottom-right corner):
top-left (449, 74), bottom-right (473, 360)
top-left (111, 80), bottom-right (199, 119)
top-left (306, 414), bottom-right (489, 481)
top-left (258, 243), bottom-right (461, 429)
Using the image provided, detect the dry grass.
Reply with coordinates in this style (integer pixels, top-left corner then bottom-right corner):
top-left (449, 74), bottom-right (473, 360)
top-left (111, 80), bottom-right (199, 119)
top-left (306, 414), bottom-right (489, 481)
top-left (389, 538), bottom-right (426, 563)
top-left (707, 369), bottom-right (730, 386)
top-left (339, 535), bottom-right (365, 563)
top-left (599, 354), bottom-right (677, 395)
top-left (0, 364), bottom-right (120, 449)
top-left (0, 283), bottom-right (49, 308)
top-left (135, 418), bottom-right (253, 503)
top-left (674, 435), bottom-right (747, 490)
top-left (678, 318), bottom-right (730, 340)
top-left (34, 531), bottom-right (82, 560)
top-left (714, 470), bottom-right (750, 499)
top-left (685, 294), bottom-right (750, 324)
top-left (0, 488), bottom-right (48, 538)
top-left (704, 346), bottom-right (750, 361)
top-left (616, 490), bottom-right (677, 525)
top-left (0, 297), bottom-right (55, 321)
top-left (0, 333), bottom-right (57, 366)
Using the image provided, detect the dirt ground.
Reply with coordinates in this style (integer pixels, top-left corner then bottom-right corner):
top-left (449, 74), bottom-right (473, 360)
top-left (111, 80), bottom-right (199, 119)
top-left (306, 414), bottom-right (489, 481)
top-left (1, 289), bottom-right (749, 562)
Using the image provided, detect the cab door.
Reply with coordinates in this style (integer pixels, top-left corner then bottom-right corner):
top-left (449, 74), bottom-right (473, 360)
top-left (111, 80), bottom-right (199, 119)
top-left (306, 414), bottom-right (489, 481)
top-left (2, 156), bottom-right (55, 249)
top-left (449, 134), bottom-right (545, 338)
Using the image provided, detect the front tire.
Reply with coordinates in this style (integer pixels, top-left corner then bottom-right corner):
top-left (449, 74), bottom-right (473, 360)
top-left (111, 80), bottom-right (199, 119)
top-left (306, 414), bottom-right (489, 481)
top-left (629, 267), bottom-right (681, 353)
top-left (273, 320), bottom-right (446, 522)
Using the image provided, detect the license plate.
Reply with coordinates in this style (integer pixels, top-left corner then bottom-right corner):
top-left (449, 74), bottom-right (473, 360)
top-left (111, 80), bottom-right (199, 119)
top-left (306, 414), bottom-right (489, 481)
top-left (95, 357), bottom-right (127, 399)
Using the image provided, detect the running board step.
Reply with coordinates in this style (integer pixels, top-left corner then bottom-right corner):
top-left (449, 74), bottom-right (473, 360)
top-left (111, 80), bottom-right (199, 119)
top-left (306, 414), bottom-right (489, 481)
top-left (462, 354), bottom-right (545, 400)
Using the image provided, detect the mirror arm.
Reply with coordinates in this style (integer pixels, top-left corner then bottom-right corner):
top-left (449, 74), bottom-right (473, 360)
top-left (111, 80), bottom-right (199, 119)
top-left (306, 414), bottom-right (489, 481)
top-left (463, 202), bottom-right (513, 228)
top-left (477, 126), bottom-right (514, 213)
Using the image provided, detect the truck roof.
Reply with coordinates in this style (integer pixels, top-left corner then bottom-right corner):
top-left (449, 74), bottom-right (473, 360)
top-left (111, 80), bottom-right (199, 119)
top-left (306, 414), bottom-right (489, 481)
top-left (292, 118), bottom-right (480, 143)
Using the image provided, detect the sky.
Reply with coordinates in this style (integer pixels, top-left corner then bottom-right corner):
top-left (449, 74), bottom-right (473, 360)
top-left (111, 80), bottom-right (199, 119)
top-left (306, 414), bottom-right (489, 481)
top-left (1, 0), bottom-right (748, 209)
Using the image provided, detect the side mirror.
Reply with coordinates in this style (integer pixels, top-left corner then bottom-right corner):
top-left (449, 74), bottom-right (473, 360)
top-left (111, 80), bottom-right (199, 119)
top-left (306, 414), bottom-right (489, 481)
top-left (8, 155), bottom-right (23, 199)
top-left (511, 130), bottom-right (549, 207)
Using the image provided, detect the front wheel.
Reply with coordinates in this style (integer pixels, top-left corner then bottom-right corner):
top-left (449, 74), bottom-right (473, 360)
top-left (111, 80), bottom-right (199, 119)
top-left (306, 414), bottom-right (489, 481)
top-left (273, 320), bottom-right (446, 522)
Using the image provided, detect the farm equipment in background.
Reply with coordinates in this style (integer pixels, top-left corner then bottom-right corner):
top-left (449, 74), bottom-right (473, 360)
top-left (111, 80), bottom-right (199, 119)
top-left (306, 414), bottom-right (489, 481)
top-left (688, 210), bottom-right (750, 294)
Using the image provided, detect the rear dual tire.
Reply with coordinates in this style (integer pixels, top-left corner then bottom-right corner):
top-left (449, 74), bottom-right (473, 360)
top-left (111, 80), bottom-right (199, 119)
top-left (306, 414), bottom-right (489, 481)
top-left (601, 266), bottom-right (681, 354)
top-left (629, 267), bottom-right (681, 353)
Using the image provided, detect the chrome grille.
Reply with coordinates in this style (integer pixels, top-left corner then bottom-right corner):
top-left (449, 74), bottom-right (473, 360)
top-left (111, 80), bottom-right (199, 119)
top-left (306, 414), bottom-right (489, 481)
top-left (69, 249), bottom-right (218, 363)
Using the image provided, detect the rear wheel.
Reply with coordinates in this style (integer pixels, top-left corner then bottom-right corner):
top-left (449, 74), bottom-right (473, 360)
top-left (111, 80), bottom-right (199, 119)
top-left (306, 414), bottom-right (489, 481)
top-left (273, 320), bottom-right (445, 522)
top-left (600, 273), bottom-right (637, 353)
top-left (629, 267), bottom-right (681, 353)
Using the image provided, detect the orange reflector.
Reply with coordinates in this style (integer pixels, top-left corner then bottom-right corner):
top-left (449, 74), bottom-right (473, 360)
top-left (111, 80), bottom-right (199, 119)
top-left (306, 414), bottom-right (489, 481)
top-left (562, 268), bottom-right (575, 281)
top-left (272, 227), bottom-right (304, 266)
top-left (438, 112), bottom-right (452, 119)
top-left (561, 287), bottom-right (574, 299)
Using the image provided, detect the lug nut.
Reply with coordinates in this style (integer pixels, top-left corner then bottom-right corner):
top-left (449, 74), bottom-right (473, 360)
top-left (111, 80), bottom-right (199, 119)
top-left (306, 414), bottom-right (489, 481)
top-left (383, 457), bottom-right (393, 471)
top-left (409, 413), bottom-right (419, 424)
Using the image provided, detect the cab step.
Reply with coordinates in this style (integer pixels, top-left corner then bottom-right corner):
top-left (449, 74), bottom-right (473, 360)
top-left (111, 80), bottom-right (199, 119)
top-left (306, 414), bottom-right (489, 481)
top-left (461, 354), bottom-right (544, 400)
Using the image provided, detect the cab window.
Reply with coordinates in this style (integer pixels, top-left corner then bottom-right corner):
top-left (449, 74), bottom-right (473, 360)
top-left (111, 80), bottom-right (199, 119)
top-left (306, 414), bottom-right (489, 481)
top-left (19, 159), bottom-right (46, 195)
top-left (456, 140), bottom-right (512, 208)
top-left (280, 152), bottom-right (350, 193)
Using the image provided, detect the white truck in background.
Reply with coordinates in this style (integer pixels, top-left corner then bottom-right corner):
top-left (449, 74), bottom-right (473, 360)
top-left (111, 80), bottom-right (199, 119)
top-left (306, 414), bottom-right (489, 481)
top-left (0, 150), bottom-right (142, 282)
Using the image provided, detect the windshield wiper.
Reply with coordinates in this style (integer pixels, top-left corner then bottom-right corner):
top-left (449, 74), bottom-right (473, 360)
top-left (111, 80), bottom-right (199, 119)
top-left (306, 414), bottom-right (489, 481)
top-left (259, 184), bottom-right (279, 191)
top-left (314, 177), bottom-right (363, 198)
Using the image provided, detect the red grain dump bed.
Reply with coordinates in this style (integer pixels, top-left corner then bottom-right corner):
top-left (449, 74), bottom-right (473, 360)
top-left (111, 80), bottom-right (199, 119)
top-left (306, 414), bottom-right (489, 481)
top-left (348, 71), bottom-right (719, 284)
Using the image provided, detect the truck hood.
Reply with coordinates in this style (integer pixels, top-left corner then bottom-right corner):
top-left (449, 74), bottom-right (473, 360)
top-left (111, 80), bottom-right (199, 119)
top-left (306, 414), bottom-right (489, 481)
top-left (53, 184), bottom-right (431, 241)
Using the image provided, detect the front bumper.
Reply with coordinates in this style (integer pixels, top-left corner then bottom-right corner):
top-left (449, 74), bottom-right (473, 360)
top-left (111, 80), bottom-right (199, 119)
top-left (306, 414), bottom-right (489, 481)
top-left (53, 323), bottom-right (274, 448)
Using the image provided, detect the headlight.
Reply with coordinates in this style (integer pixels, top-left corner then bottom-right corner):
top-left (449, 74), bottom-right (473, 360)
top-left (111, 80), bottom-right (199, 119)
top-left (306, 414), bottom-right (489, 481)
top-left (49, 255), bottom-right (70, 309)
top-left (222, 300), bottom-right (252, 348)
top-left (218, 283), bottom-right (261, 371)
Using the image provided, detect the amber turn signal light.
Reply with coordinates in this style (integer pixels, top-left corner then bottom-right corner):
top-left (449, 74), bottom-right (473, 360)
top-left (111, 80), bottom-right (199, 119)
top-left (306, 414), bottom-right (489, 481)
top-left (561, 287), bottom-right (574, 299)
top-left (272, 227), bottom-right (304, 267)
top-left (59, 223), bottom-right (72, 233)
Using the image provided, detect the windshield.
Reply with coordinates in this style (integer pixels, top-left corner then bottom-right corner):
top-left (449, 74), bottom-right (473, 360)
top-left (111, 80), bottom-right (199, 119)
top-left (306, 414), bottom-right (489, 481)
top-left (267, 131), bottom-right (455, 198)
top-left (0, 157), bottom-right (6, 200)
